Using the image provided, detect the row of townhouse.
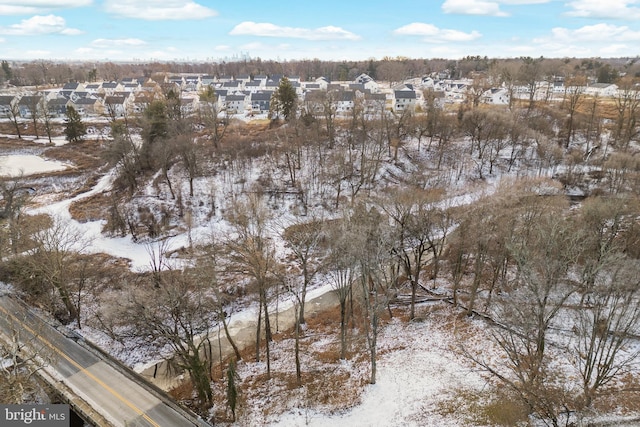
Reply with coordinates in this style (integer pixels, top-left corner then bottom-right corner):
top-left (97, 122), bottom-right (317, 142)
top-left (0, 72), bottom-right (417, 120)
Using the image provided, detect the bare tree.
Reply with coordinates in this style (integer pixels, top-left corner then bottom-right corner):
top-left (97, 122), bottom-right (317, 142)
top-left (198, 86), bottom-right (229, 149)
top-left (8, 101), bottom-right (22, 140)
top-left (473, 209), bottom-right (584, 426)
top-left (0, 312), bottom-right (51, 404)
top-left (120, 269), bottom-right (217, 412)
top-left (572, 256), bottom-right (640, 410)
top-left (379, 188), bottom-right (450, 319)
top-left (325, 217), bottom-right (358, 359)
top-left (348, 203), bottom-right (398, 384)
top-left (9, 218), bottom-right (91, 325)
top-left (38, 97), bottom-right (54, 144)
top-left (224, 194), bottom-right (281, 379)
top-left (282, 216), bottom-right (325, 326)
top-left (612, 76), bottom-right (640, 149)
top-left (561, 76), bottom-right (586, 148)
top-left (0, 174), bottom-right (31, 256)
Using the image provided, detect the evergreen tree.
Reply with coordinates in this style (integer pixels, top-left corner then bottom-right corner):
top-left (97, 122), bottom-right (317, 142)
top-left (64, 105), bottom-right (86, 143)
top-left (270, 77), bottom-right (297, 121)
top-left (1, 60), bottom-right (11, 81)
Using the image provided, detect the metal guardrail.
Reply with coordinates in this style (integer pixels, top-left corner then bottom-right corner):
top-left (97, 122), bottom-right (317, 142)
top-left (2, 294), bottom-right (212, 427)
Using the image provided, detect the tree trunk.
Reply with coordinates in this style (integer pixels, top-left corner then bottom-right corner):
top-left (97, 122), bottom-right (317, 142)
top-left (339, 299), bottom-right (347, 359)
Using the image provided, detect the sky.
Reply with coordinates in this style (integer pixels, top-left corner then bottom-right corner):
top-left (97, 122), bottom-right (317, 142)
top-left (0, 0), bottom-right (639, 62)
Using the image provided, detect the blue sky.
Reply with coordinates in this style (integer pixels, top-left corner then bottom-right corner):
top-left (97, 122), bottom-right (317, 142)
top-left (0, 0), bottom-right (638, 62)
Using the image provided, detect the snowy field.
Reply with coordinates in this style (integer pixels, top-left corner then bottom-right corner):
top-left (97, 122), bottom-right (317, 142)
top-left (0, 153), bottom-right (71, 177)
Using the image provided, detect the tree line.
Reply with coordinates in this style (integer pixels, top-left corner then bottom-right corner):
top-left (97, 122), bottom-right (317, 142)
top-left (1, 66), bottom-right (640, 424)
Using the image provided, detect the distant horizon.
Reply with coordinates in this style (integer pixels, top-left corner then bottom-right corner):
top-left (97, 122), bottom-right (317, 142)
top-left (0, 1), bottom-right (639, 63)
top-left (1, 55), bottom-right (638, 66)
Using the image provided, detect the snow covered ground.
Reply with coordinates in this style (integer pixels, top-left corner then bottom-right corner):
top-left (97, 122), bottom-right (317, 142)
top-left (0, 154), bottom-right (71, 177)
top-left (272, 316), bottom-right (488, 427)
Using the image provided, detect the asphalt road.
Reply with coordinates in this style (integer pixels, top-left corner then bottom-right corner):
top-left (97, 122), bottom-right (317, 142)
top-left (0, 295), bottom-right (208, 427)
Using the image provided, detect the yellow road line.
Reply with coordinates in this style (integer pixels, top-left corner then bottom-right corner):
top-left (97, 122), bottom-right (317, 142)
top-left (0, 303), bottom-right (161, 427)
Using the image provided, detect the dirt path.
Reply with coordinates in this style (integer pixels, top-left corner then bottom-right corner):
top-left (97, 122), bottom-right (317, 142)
top-left (137, 288), bottom-right (339, 391)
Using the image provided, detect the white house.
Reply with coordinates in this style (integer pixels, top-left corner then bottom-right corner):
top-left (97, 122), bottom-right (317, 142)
top-left (225, 94), bottom-right (246, 114)
top-left (481, 87), bottom-right (510, 105)
top-left (585, 83), bottom-right (618, 97)
top-left (393, 90), bottom-right (416, 112)
top-left (354, 73), bottom-right (379, 92)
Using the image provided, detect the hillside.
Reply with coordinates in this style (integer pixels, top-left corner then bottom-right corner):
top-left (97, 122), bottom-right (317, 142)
top-left (2, 92), bottom-right (640, 427)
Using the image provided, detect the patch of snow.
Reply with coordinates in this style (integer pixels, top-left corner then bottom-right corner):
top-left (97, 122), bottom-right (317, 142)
top-left (0, 154), bottom-right (71, 177)
top-left (272, 315), bottom-right (488, 427)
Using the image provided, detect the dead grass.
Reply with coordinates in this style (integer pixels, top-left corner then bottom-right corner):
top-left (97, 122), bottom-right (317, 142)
top-left (43, 140), bottom-right (106, 172)
top-left (201, 301), bottom-right (374, 425)
top-left (69, 193), bottom-right (109, 222)
top-left (436, 386), bottom-right (529, 426)
top-left (593, 373), bottom-right (640, 415)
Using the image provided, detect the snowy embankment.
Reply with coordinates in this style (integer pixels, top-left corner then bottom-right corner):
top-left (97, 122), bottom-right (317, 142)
top-left (27, 165), bottom-right (200, 271)
top-left (262, 310), bottom-right (490, 427)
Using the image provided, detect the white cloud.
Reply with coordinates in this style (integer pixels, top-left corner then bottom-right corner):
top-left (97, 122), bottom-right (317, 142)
top-left (91, 38), bottom-right (147, 47)
top-left (0, 0), bottom-right (91, 14)
top-left (442, 0), bottom-right (550, 16)
top-left (230, 21), bottom-right (361, 40)
top-left (103, 0), bottom-right (217, 20)
top-left (442, 0), bottom-right (509, 16)
top-left (0, 15), bottom-right (82, 36)
top-left (566, 0), bottom-right (640, 19)
top-left (393, 23), bottom-right (482, 42)
top-left (534, 23), bottom-right (640, 43)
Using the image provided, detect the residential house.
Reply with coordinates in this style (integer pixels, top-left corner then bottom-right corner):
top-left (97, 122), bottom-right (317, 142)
top-left (101, 82), bottom-right (123, 95)
top-left (393, 90), bottom-right (416, 112)
top-left (133, 92), bottom-right (157, 114)
top-left (217, 75), bottom-right (234, 84)
top-left (315, 77), bottom-right (330, 90)
top-left (59, 90), bottom-right (73, 100)
top-left (168, 75), bottom-right (184, 88)
top-left (354, 73), bottom-right (379, 92)
top-left (63, 82), bottom-right (85, 92)
top-left (364, 93), bottom-right (387, 114)
top-left (0, 95), bottom-right (17, 118)
top-left (225, 94), bottom-right (246, 114)
top-left (265, 80), bottom-right (280, 91)
top-left (180, 97), bottom-right (198, 116)
top-left (254, 74), bottom-right (268, 84)
top-left (122, 83), bottom-right (141, 92)
top-left (481, 87), bottom-right (510, 105)
top-left (18, 95), bottom-right (43, 118)
top-left (47, 98), bottom-right (70, 117)
top-left (201, 75), bottom-right (215, 86)
top-left (222, 80), bottom-right (242, 91)
top-left (250, 91), bottom-right (272, 113)
top-left (236, 74), bottom-right (251, 85)
top-left (585, 83), bottom-right (618, 97)
top-left (72, 97), bottom-right (101, 116)
top-left (303, 83), bottom-right (320, 92)
top-left (213, 89), bottom-right (228, 107)
top-left (336, 91), bottom-right (355, 114)
top-left (85, 83), bottom-right (101, 93)
top-left (245, 80), bottom-right (262, 93)
top-left (184, 76), bottom-right (200, 92)
top-left (104, 95), bottom-right (128, 117)
top-left (70, 91), bottom-right (90, 103)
